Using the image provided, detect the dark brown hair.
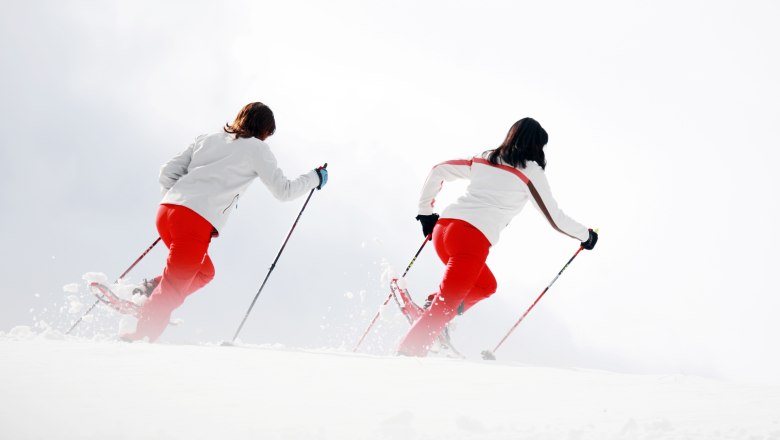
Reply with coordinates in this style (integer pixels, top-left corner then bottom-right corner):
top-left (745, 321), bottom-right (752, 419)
top-left (487, 117), bottom-right (548, 170)
top-left (224, 102), bottom-right (276, 139)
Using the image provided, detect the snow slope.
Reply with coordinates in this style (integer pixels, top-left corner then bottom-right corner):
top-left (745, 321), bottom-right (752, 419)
top-left (1, 331), bottom-right (778, 440)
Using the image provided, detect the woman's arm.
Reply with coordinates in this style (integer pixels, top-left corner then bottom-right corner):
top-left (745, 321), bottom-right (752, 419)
top-left (253, 142), bottom-right (319, 201)
top-left (526, 169), bottom-right (590, 241)
top-left (159, 138), bottom-right (200, 194)
top-left (418, 159), bottom-right (473, 215)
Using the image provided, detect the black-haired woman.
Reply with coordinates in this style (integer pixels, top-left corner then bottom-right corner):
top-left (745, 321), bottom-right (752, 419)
top-left (398, 117), bottom-right (597, 357)
top-left (122, 102), bottom-right (328, 342)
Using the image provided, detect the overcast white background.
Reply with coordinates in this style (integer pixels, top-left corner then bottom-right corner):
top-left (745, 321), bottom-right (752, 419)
top-left (1, 0), bottom-right (778, 385)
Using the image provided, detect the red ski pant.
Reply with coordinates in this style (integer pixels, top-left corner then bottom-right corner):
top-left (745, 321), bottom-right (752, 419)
top-left (132, 204), bottom-right (215, 342)
top-left (397, 218), bottom-right (497, 356)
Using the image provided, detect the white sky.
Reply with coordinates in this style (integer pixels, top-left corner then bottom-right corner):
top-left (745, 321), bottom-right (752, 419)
top-left (1, 0), bottom-right (779, 384)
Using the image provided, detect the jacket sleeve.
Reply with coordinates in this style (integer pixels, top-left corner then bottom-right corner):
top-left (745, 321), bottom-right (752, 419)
top-left (418, 159), bottom-right (473, 215)
top-left (254, 143), bottom-right (319, 201)
top-left (159, 140), bottom-right (198, 194)
top-left (526, 169), bottom-right (590, 241)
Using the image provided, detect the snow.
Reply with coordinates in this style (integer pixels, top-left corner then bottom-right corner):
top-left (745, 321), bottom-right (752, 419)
top-left (380, 262), bottom-right (400, 285)
top-left (81, 272), bottom-right (108, 285)
top-left (61, 283), bottom-right (79, 294)
top-left (65, 295), bottom-right (82, 314)
top-left (1, 331), bottom-right (778, 440)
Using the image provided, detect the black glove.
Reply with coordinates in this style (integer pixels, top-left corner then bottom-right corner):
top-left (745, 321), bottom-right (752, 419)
top-left (415, 214), bottom-right (439, 240)
top-left (581, 229), bottom-right (598, 250)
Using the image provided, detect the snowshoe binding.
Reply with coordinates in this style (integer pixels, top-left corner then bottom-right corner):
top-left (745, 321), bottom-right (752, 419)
top-left (132, 277), bottom-right (160, 297)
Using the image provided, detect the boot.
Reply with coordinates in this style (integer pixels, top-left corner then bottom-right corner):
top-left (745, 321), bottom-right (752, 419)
top-left (132, 277), bottom-right (160, 297)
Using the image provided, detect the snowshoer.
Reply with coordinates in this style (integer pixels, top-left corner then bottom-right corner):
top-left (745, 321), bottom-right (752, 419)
top-left (121, 102), bottom-right (328, 342)
top-left (397, 117), bottom-right (597, 357)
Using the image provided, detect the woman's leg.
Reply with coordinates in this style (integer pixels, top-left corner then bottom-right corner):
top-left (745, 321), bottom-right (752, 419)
top-left (460, 264), bottom-right (497, 313)
top-left (185, 253), bottom-right (215, 294)
top-left (397, 219), bottom-right (490, 356)
top-left (127, 204), bottom-right (215, 342)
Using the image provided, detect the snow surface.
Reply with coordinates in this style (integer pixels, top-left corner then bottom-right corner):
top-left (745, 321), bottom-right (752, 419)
top-left (1, 330), bottom-right (779, 440)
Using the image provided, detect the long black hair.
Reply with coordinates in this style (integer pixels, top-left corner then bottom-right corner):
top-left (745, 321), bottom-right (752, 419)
top-left (487, 117), bottom-right (548, 170)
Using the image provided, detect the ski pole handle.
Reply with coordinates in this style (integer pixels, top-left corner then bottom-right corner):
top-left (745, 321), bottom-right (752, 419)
top-left (315, 163), bottom-right (328, 190)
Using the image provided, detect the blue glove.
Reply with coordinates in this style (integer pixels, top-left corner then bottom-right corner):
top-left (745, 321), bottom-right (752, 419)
top-left (315, 167), bottom-right (328, 190)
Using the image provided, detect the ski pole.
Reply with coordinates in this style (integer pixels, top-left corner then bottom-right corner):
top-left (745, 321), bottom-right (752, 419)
top-left (228, 164), bottom-right (326, 344)
top-left (481, 243), bottom-right (586, 360)
top-left (66, 237), bottom-right (162, 335)
top-left (353, 235), bottom-right (430, 352)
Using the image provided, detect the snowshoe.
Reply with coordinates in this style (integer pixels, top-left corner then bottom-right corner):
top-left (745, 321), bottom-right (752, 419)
top-left (423, 293), bottom-right (436, 309)
top-left (389, 278), bottom-right (465, 359)
top-left (427, 325), bottom-right (465, 358)
top-left (89, 282), bottom-right (142, 317)
top-left (90, 282), bottom-right (180, 327)
top-left (389, 279), bottom-right (425, 324)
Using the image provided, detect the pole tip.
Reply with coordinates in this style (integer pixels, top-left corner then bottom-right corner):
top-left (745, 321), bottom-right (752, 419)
top-left (481, 350), bottom-right (496, 361)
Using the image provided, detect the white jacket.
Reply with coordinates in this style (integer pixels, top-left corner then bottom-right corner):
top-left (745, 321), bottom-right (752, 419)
top-left (159, 132), bottom-right (320, 233)
top-left (418, 152), bottom-right (589, 245)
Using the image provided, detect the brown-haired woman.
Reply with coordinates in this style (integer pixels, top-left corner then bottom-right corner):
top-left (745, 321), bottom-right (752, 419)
top-left (398, 117), bottom-right (597, 357)
top-left (122, 102), bottom-right (328, 342)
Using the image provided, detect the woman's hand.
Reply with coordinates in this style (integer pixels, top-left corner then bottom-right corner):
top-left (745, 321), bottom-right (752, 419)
top-left (581, 229), bottom-right (598, 250)
top-left (415, 214), bottom-right (440, 240)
